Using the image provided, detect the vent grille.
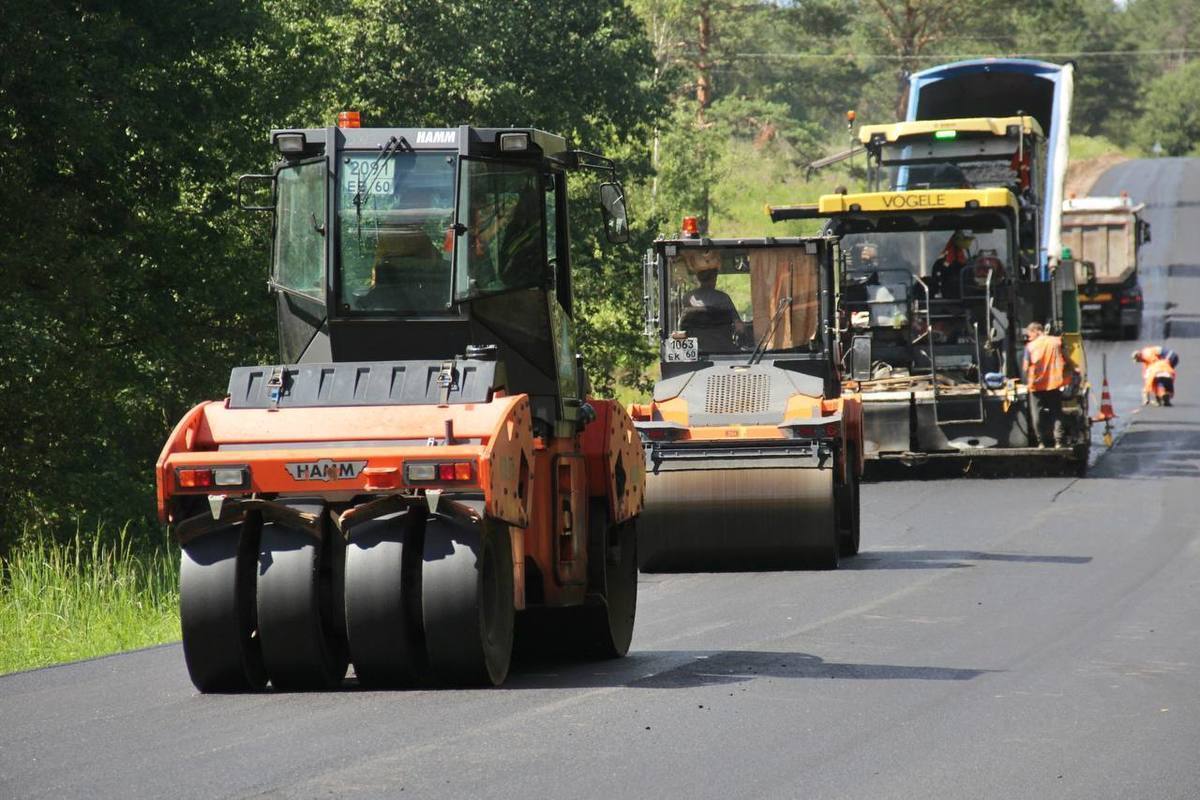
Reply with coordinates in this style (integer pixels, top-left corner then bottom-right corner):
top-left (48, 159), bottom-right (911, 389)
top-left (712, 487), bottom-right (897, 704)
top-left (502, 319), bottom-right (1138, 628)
top-left (704, 373), bottom-right (771, 415)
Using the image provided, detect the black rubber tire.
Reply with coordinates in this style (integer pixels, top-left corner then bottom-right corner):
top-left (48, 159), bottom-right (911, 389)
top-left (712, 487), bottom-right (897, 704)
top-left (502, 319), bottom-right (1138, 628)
top-left (180, 518), bottom-right (267, 693)
top-left (422, 517), bottom-right (514, 686)
top-left (344, 511), bottom-right (427, 688)
top-left (836, 467), bottom-right (861, 558)
top-left (257, 506), bottom-right (349, 690)
top-left (1122, 324), bottom-right (1139, 340)
top-left (574, 504), bottom-right (638, 659)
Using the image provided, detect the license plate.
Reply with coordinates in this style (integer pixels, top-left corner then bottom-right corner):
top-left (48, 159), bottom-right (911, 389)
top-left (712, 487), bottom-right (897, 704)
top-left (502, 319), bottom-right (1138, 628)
top-left (345, 156), bottom-right (395, 196)
top-left (1081, 304), bottom-right (1101, 311)
top-left (664, 337), bottom-right (699, 363)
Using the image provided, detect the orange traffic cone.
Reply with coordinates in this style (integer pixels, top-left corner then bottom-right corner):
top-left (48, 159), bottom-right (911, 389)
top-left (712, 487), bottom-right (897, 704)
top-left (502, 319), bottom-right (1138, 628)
top-left (1092, 377), bottom-right (1116, 422)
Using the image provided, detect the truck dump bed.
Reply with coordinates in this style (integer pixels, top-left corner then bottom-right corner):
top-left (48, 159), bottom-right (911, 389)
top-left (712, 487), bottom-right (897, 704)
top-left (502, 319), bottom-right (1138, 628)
top-left (1062, 197), bottom-right (1144, 285)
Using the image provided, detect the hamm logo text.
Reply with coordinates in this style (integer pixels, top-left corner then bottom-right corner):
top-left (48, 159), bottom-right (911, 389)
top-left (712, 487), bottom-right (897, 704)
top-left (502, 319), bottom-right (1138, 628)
top-left (285, 460), bottom-right (367, 482)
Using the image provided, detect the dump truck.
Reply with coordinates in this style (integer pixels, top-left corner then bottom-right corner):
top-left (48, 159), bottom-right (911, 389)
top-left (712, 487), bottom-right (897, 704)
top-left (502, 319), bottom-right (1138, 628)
top-left (157, 119), bottom-right (645, 692)
top-left (1062, 196), bottom-right (1149, 339)
top-left (631, 225), bottom-right (863, 571)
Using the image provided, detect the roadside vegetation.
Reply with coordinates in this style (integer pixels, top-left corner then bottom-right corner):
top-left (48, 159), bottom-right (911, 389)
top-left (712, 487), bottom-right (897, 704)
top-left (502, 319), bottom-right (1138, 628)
top-left (1, 0), bottom-right (1198, 671)
top-left (0, 527), bottom-right (178, 675)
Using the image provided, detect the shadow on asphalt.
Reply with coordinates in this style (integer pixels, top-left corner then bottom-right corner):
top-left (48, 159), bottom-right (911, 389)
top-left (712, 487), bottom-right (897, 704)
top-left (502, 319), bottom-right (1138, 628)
top-left (626, 650), bottom-right (994, 687)
top-left (1167, 263), bottom-right (1200, 278)
top-left (865, 459), bottom-right (1080, 482)
top-left (498, 649), bottom-right (996, 691)
top-left (840, 550), bottom-right (1092, 570)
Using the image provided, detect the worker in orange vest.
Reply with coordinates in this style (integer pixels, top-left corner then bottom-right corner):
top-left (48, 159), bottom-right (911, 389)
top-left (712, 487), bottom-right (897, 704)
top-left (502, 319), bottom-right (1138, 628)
top-left (1023, 321), bottom-right (1069, 447)
top-left (1132, 345), bottom-right (1179, 368)
top-left (1132, 346), bottom-right (1179, 405)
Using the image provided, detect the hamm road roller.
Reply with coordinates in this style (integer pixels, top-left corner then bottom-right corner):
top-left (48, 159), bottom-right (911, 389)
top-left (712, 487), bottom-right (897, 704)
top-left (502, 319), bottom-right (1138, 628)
top-left (157, 119), bottom-right (644, 691)
top-left (631, 224), bottom-right (863, 571)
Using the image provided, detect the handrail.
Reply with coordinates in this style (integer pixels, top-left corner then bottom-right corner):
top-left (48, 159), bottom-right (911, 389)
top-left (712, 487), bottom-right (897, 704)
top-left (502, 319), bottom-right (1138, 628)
top-left (915, 277), bottom-right (939, 422)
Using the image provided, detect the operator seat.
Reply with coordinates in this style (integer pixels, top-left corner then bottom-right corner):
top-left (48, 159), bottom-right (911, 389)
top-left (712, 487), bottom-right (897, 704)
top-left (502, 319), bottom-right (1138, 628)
top-left (360, 229), bottom-right (448, 310)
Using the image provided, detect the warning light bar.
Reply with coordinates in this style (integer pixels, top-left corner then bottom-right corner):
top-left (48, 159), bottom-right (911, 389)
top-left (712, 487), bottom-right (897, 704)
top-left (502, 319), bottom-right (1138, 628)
top-left (934, 130), bottom-right (958, 141)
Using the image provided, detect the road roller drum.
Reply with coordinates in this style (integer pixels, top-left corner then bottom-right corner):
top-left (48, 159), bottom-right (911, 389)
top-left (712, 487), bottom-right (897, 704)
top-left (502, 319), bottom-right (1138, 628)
top-left (639, 467), bottom-right (838, 571)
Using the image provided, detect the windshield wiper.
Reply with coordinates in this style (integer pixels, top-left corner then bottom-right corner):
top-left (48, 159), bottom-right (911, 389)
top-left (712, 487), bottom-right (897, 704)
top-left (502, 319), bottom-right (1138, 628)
top-left (352, 135), bottom-right (402, 237)
top-left (747, 295), bottom-right (791, 365)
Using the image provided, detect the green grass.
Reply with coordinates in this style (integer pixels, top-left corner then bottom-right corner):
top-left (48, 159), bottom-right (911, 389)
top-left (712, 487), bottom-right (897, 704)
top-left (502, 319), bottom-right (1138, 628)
top-left (0, 526), bottom-right (179, 675)
top-left (1070, 134), bottom-right (1134, 162)
top-left (710, 138), bottom-right (863, 238)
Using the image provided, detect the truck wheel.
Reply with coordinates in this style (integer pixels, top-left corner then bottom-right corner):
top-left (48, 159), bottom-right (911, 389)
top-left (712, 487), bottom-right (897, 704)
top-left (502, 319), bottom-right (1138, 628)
top-left (180, 518), bottom-right (267, 693)
top-left (836, 468), bottom-right (861, 558)
top-left (257, 506), bottom-right (349, 690)
top-left (344, 511), bottom-right (427, 688)
top-left (422, 517), bottom-right (513, 686)
top-left (1123, 323), bottom-right (1139, 340)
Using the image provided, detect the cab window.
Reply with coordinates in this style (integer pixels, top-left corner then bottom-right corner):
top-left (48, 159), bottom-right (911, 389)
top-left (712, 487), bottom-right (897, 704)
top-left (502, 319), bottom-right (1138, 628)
top-left (274, 158), bottom-right (326, 298)
top-left (336, 152), bottom-right (456, 314)
top-left (455, 160), bottom-right (546, 301)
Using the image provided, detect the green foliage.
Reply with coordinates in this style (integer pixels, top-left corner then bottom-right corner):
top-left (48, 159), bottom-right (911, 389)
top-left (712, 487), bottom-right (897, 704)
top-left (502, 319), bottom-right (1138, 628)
top-left (0, 524), bottom-right (179, 674)
top-left (1135, 61), bottom-right (1200, 156)
top-left (1070, 134), bottom-right (1134, 162)
top-left (0, 0), bottom-right (662, 550)
top-left (0, 0), bottom-right (1195, 564)
top-left (0, 2), bottom-right (289, 551)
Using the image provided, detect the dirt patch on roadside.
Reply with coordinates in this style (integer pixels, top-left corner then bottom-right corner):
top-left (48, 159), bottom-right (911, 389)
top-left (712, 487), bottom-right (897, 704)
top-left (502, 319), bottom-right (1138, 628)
top-left (1065, 153), bottom-right (1128, 198)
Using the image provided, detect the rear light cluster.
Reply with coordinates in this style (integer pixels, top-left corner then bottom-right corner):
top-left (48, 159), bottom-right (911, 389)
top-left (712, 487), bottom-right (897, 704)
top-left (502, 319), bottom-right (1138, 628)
top-left (643, 428), bottom-right (684, 441)
top-left (176, 467), bottom-right (249, 490)
top-left (404, 462), bottom-right (474, 483)
top-left (1119, 288), bottom-right (1142, 307)
top-left (789, 422), bottom-right (840, 439)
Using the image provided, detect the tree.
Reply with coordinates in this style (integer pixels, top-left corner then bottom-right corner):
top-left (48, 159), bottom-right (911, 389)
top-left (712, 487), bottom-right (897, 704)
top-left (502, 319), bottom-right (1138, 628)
top-left (1136, 60), bottom-right (1200, 156)
top-left (0, 0), bottom-right (665, 548)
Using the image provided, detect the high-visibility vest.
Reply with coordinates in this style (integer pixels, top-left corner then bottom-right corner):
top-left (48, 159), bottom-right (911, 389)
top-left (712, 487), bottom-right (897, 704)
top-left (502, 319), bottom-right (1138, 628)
top-left (1143, 357), bottom-right (1176, 394)
top-left (1138, 345), bottom-right (1179, 368)
top-left (1025, 334), bottom-right (1066, 391)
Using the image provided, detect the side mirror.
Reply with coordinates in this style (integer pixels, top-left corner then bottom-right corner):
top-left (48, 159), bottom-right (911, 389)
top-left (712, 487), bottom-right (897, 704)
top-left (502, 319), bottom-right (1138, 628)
top-left (599, 182), bottom-right (630, 244)
top-left (1140, 221), bottom-right (1152, 244)
top-left (237, 173), bottom-right (275, 212)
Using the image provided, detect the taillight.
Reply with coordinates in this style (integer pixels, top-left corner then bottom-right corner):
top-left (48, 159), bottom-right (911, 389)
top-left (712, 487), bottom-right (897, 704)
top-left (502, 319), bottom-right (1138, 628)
top-left (405, 461), bottom-right (474, 483)
top-left (176, 466), bottom-right (249, 490)
top-left (1119, 289), bottom-right (1141, 306)
top-left (787, 422), bottom-right (840, 439)
top-left (177, 468), bottom-right (213, 489)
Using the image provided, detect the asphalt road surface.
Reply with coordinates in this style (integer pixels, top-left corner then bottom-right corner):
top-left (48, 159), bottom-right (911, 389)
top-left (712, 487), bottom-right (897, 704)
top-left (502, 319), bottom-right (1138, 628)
top-left (3, 160), bottom-right (1199, 799)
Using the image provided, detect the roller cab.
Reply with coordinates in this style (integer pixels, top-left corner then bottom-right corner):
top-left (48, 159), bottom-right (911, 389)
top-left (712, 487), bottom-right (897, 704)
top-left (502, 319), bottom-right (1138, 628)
top-left (158, 120), bottom-right (644, 693)
top-left (632, 233), bottom-right (863, 571)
